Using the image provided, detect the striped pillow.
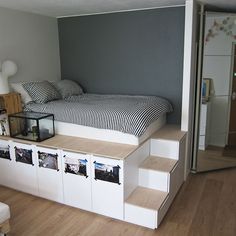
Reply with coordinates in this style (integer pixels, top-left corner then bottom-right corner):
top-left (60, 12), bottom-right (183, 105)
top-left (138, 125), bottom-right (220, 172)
top-left (23, 81), bottom-right (61, 104)
top-left (55, 80), bottom-right (83, 99)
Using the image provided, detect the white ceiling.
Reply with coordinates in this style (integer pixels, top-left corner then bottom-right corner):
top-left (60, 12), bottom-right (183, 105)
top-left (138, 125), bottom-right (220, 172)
top-left (0, 0), bottom-right (235, 18)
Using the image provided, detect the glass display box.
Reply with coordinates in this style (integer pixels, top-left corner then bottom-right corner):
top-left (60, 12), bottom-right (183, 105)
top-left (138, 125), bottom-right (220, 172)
top-left (8, 111), bottom-right (55, 142)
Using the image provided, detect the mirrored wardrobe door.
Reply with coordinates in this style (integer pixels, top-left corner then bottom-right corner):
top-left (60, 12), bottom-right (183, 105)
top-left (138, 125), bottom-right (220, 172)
top-left (228, 45), bottom-right (236, 146)
top-left (193, 11), bottom-right (236, 172)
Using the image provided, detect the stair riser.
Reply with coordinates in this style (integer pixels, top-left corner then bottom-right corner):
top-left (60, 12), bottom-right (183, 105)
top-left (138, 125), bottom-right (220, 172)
top-left (125, 203), bottom-right (157, 229)
top-left (139, 169), bottom-right (169, 192)
top-left (150, 139), bottom-right (179, 160)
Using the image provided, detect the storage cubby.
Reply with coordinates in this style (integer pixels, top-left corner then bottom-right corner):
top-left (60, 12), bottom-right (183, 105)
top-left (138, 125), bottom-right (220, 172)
top-left (35, 146), bottom-right (63, 203)
top-left (91, 155), bottom-right (124, 220)
top-left (11, 142), bottom-right (38, 195)
top-left (0, 140), bottom-right (15, 188)
top-left (62, 151), bottom-right (92, 211)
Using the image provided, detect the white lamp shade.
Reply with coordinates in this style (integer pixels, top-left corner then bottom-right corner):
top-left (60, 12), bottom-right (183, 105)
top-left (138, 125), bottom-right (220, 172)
top-left (0, 73), bottom-right (10, 94)
top-left (2, 60), bottom-right (17, 77)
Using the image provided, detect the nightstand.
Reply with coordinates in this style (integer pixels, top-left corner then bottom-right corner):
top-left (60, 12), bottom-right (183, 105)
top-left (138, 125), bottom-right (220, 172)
top-left (0, 93), bottom-right (22, 115)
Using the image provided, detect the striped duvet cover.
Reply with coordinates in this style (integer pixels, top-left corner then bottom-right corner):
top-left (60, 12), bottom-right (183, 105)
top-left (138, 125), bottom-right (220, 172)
top-left (24, 94), bottom-right (173, 137)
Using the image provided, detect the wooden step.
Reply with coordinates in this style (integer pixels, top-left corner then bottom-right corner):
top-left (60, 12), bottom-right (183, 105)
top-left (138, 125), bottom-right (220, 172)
top-left (125, 186), bottom-right (168, 229)
top-left (126, 186), bottom-right (168, 210)
top-left (151, 124), bottom-right (186, 142)
top-left (139, 156), bottom-right (177, 173)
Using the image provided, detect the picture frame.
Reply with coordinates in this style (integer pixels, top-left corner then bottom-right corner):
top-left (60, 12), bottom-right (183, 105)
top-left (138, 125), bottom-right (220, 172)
top-left (0, 145), bottom-right (10, 160)
top-left (94, 161), bottom-right (120, 184)
top-left (38, 151), bottom-right (58, 170)
top-left (64, 157), bottom-right (87, 177)
top-left (15, 147), bottom-right (33, 165)
top-left (0, 113), bottom-right (10, 136)
top-left (202, 78), bottom-right (211, 103)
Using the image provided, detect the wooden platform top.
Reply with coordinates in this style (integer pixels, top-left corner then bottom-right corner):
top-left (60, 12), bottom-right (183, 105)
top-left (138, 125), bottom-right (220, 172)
top-left (0, 125), bottom-right (186, 160)
top-left (125, 186), bottom-right (168, 211)
top-left (152, 125), bottom-right (186, 141)
top-left (0, 135), bottom-right (137, 160)
top-left (139, 156), bottom-right (177, 173)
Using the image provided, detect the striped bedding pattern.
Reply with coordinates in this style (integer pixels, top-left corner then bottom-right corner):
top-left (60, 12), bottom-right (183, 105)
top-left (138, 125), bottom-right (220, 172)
top-left (24, 94), bottom-right (173, 137)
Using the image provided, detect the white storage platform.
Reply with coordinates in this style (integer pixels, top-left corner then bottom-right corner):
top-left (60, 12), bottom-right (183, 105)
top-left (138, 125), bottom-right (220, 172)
top-left (0, 125), bottom-right (186, 230)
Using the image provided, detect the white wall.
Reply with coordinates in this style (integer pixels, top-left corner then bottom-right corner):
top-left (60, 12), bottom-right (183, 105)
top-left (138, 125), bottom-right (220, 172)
top-left (182, 0), bottom-right (200, 177)
top-left (0, 7), bottom-right (60, 83)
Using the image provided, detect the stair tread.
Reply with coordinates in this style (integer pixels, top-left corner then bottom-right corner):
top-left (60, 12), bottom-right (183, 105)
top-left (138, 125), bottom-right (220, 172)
top-left (152, 125), bottom-right (186, 141)
top-left (125, 186), bottom-right (168, 211)
top-left (140, 156), bottom-right (177, 172)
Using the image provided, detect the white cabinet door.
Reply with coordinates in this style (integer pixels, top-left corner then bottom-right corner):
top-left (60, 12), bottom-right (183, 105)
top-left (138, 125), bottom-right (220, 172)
top-left (91, 155), bottom-right (124, 220)
top-left (0, 140), bottom-right (15, 188)
top-left (12, 142), bottom-right (38, 195)
top-left (36, 146), bottom-right (63, 203)
top-left (62, 151), bottom-right (92, 211)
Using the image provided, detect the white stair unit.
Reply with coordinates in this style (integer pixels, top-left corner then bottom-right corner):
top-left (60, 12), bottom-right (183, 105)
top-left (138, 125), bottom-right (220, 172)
top-left (0, 125), bottom-right (186, 230)
top-left (124, 126), bottom-right (186, 229)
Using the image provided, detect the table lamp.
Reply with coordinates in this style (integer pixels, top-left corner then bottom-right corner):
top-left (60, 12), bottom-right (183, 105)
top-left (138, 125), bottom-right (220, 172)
top-left (0, 60), bottom-right (18, 94)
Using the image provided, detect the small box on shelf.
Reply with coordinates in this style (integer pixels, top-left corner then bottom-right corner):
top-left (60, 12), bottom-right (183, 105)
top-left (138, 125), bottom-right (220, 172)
top-left (8, 111), bottom-right (55, 142)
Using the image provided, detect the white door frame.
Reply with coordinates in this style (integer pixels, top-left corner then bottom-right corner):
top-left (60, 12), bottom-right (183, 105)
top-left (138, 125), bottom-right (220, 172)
top-left (181, 0), bottom-right (201, 178)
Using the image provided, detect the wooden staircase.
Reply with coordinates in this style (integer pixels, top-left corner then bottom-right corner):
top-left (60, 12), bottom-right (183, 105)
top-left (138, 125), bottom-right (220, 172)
top-left (124, 125), bottom-right (186, 229)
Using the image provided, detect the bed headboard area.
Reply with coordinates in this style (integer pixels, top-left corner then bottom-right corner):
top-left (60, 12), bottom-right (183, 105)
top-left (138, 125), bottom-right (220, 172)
top-left (58, 7), bottom-right (185, 124)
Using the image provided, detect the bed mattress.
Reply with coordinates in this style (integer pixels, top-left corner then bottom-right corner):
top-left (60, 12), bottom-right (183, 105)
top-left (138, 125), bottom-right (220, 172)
top-left (54, 114), bottom-right (166, 145)
top-left (24, 94), bottom-right (172, 142)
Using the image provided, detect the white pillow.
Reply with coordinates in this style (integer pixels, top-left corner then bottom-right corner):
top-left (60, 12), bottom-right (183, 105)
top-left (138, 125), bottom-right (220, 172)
top-left (10, 82), bottom-right (33, 104)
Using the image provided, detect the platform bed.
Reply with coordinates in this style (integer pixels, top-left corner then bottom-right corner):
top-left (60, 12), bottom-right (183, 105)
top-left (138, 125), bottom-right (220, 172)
top-left (54, 114), bottom-right (166, 145)
top-left (23, 88), bottom-right (173, 145)
top-left (0, 125), bottom-right (186, 229)
top-left (5, 81), bottom-right (186, 228)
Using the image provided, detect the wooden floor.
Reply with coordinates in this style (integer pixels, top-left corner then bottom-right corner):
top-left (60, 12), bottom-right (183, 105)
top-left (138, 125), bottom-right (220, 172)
top-left (197, 146), bottom-right (236, 172)
top-left (1, 168), bottom-right (236, 236)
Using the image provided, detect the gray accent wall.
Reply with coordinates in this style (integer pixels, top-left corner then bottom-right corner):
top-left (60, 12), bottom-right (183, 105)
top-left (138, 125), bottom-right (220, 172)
top-left (58, 7), bottom-right (185, 124)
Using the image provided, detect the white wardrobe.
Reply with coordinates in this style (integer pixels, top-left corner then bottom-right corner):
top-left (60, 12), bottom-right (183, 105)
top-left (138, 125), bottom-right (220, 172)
top-left (201, 12), bottom-right (236, 148)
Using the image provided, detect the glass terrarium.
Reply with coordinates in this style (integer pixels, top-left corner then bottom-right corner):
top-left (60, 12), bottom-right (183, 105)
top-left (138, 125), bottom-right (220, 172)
top-left (8, 111), bottom-right (55, 142)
